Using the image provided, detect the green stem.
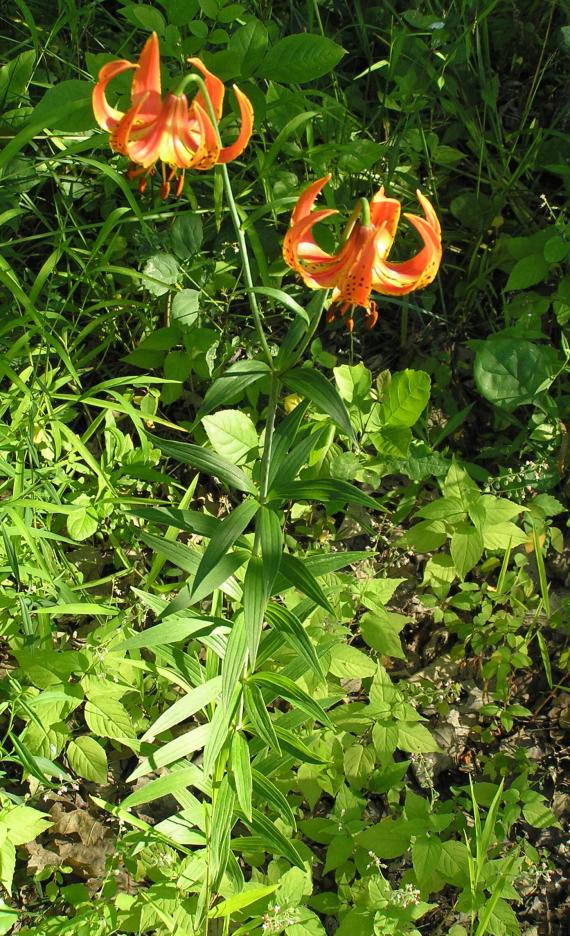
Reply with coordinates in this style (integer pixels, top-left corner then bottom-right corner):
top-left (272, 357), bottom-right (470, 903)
top-left (258, 372), bottom-right (280, 506)
top-left (180, 72), bottom-right (273, 366)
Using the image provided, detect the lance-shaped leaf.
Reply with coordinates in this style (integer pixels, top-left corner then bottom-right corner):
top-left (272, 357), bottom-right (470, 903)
top-left (191, 497), bottom-right (259, 603)
top-left (269, 424), bottom-right (329, 492)
top-left (249, 671), bottom-right (332, 726)
top-left (197, 359), bottom-right (271, 421)
top-left (244, 683), bottom-right (281, 753)
top-left (277, 553), bottom-right (334, 613)
top-left (241, 808), bottom-right (304, 869)
top-left (147, 433), bottom-right (257, 494)
top-left (257, 506), bottom-right (283, 598)
top-left (265, 602), bottom-right (324, 679)
top-left (266, 399), bottom-right (310, 489)
top-left (243, 554), bottom-right (266, 666)
top-left (222, 617), bottom-right (248, 706)
top-left (270, 478), bottom-right (379, 510)
top-left (284, 367), bottom-right (354, 439)
top-left (210, 776), bottom-right (236, 891)
top-left (231, 731), bottom-right (252, 822)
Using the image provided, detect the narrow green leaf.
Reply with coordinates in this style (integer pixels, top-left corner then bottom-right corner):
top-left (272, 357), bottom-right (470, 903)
top-left (257, 506), bottom-right (283, 598)
top-left (231, 731), bottom-right (253, 822)
top-left (203, 686), bottom-right (241, 777)
top-left (191, 498), bottom-right (259, 602)
top-left (278, 553), bottom-right (334, 613)
top-left (249, 672), bottom-right (332, 726)
top-left (131, 505), bottom-right (221, 539)
top-left (244, 683), bottom-right (281, 753)
top-left (243, 808), bottom-right (304, 868)
top-left (252, 770), bottom-right (296, 829)
top-left (243, 554), bottom-right (266, 666)
top-left (270, 478), bottom-right (378, 510)
top-left (222, 618), bottom-right (248, 706)
top-left (269, 425), bottom-right (329, 492)
top-left (142, 677), bottom-right (222, 740)
top-left (266, 399), bottom-right (310, 489)
top-left (272, 725), bottom-right (326, 765)
top-left (197, 359), bottom-right (270, 420)
top-left (147, 433), bottom-right (257, 494)
top-left (284, 368), bottom-right (354, 438)
top-left (128, 724), bottom-right (210, 782)
top-left (265, 602), bottom-right (324, 680)
top-left (210, 777), bottom-right (236, 891)
top-left (120, 614), bottom-right (221, 650)
top-left (209, 885), bottom-right (278, 919)
top-left (250, 286), bottom-right (309, 322)
top-left (122, 765), bottom-right (211, 808)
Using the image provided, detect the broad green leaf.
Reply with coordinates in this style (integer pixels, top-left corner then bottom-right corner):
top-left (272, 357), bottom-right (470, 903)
top-left (191, 498), bottom-right (259, 602)
top-left (66, 737), bottom-right (108, 784)
top-left (141, 253), bottom-right (180, 296)
top-left (270, 478), bottom-right (378, 511)
top-left (371, 426), bottom-right (412, 457)
top-left (0, 805), bottom-right (52, 845)
top-left (84, 696), bottom-right (134, 740)
top-left (202, 409), bottom-right (259, 465)
top-left (0, 50), bottom-right (35, 110)
top-left (328, 644), bottom-right (377, 679)
top-left (147, 433), bottom-right (257, 494)
top-left (360, 610), bottom-right (407, 659)
top-left (229, 20), bottom-right (269, 78)
top-left (198, 360), bottom-right (270, 420)
top-left (412, 835), bottom-right (443, 891)
top-left (343, 743), bottom-right (375, 789)
top-left (356, 818), bottom-right (411, 858)
top-left (143, 677), bottom-right (222, 740)
top-left (31, 79), bottom-right (94, 131)
top-left (422, 554), bottom-right (457, 598)
top-left (259, 33), bottom-right (345, 83)
top-left (506, 254), bottom-right (549, 290)
top-left (397, 721), bottom-right (439, 753)
top-left (171, 212), bottom-right (203, 259)
top-left (0, 840), bottom-right (15, 894)
top-left (284, 368), bottom-right (354, 439)
top-left (479, 521), bottom-right (528, 550)
top-left (473, 336), bottom-right (558, 410)
top-left (380, 369), bottom-right (431, 428)
top-left (333, 363), bottom-right (372, 402)
top-left (171, 289), bottom-right (200, 329)
top-left (450, 523), bottom-right (484, 578)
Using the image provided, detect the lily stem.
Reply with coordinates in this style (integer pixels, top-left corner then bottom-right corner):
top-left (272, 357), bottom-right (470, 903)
top-left (181, 72), bottom-right (273, 366)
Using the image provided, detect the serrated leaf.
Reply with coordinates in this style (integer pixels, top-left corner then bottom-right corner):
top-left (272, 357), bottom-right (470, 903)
top-left (84, 696), bottom-right (133, 740)
top-left (202, 409), bottom-right (259, 465)
top-left (380, 369), bottom-right (431, 428)
top-left (66, 736), bottom-right (108, 784)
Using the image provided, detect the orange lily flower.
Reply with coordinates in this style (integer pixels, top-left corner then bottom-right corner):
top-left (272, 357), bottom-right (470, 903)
top-left (283, 175), bottom-right (442, 331)
top-left (92, 32), bottom-right (253, 198)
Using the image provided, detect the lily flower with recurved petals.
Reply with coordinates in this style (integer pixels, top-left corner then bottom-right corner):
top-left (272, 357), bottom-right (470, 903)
top-left (92, 32), bottom-right (253, 198)
top-left (283, 175), bottom-right (442, 332)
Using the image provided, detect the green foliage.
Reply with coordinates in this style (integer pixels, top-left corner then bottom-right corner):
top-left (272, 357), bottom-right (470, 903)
top-left (0, 1), bottom-right (567, 934)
